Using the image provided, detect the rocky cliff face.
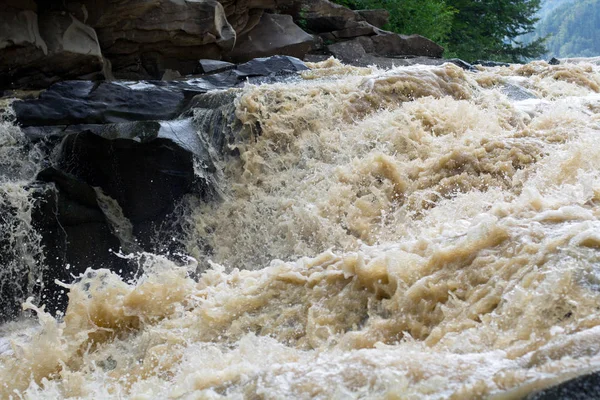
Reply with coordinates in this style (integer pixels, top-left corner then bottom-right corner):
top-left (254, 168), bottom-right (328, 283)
top-left (0, 0), bottom-right (444, 86)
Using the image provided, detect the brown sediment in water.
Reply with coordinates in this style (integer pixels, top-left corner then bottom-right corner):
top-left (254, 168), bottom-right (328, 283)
top-left (2, 59), bottom-right (600, 398)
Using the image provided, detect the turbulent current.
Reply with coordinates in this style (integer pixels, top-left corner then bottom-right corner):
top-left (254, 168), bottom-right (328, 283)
top-left (2, 58), bottom-right (600, 398)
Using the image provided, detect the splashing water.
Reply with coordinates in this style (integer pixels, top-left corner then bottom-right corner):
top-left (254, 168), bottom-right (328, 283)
top-left (3, 59), bottom-right (600, 398)
top-left (0, 103), bottom-right (46, 321)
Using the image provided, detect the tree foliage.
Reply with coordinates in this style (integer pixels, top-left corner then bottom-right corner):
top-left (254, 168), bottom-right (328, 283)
top-left (334, 0), bottom-right (455, 43)
top-left (331, 0), bottom-right (547, 62)
top-left (444, 0), bottom-right (546, 62)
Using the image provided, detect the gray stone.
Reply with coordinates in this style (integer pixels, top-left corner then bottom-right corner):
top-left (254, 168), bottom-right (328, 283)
top-left (69, 0), bottom-right (237, 79)
top-left (281, 0), bottom-right (362, 33)
top-left (327, 40), bottom-right (366, 64)
top-left (332, 22), bottom-right (377, 39)
top-left (196, 59), bottom-right (236, 74)
top-left (357, 9), bottom-right (389, 28)
top-left (355, 35), bottom-right (375, 53)
top-left (225, 13), bottom-right (314, 63)
top-left (372, 33), bottom-right (444, 58)
top-left (0, 9), bottom-right (104, 89)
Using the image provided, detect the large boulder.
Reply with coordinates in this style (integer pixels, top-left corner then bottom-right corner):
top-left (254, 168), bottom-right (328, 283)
top-left (327, 39), bottom-right (367, 64)
top-left (225, 13), bottom-right (315, 63)
top-left (0, 7), bottom-right (104, 89)
top-left (13, 80), bottom-right (210, 126)
top-left (66, 0), bottom-right (237, 79)
top-left (356, 9), bottom-right (389, 29)
top-left (371, 32), bottom-right (444, 58)
top-left (13, 55), bottom-right (309, 127)
top-left (281, 0), bottom-right (363, 33)
top-left (32, 173), bottom-right (130, 314)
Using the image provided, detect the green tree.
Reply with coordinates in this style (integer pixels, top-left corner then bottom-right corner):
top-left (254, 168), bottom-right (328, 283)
top-left (533, 0), bottom-right (600, 58)
top-left (444, 0), bottom-right (546, 62)
top-left (332, 0), bottom-right (546, 62)
top-left (333, 0), bottom-right (456, 43)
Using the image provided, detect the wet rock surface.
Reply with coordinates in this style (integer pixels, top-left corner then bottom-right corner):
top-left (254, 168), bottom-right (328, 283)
top-left (0, 6), bottom-right (104, 89)
top-left (0, 55), bottom-right (308, 317)
top-left (1, 0), bottom-right (447, 87)
top-left (527, 371), bottom-right (600, 399)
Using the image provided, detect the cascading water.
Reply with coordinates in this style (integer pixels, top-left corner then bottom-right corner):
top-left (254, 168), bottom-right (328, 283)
top-left (0, 103), bottom-right (47, 321)
top-left (2, 58), bottom-right (600, 398)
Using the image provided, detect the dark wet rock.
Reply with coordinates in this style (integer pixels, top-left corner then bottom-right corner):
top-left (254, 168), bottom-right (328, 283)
top-left (13, 55), bottom-right (309, 126)
top-left (32, 172), bottom-right (130, 313)
top-left (68, 0), bottom-right (236, 80)
top-left (226, 13), bottom-right (314, 63)
top-left (527, 371), bottom-right (600, 399)
top-left (196, 59), bottom-right (236, 75)
top-left (548, 57), bottom-right (561, 65)
top-left (182, 90), bottom-right (245, 156)
top-left (56, 127), bottom-right (197, 223)
top-left (445, 58), bottom-right (477, 72)
top-left (371, 33), bottom-right (444, 58)
top-left (235, 55), bottom-right (310, 77)
top-left (13, 80), bottom-right (215, 127)
top-left (327, 40), bottom-right (367, 64)
top-left (0, 7), bottom-right (104, 89)
top-left (331, 22), bottom-right (377, 39)
top-left (282, 0), bottom-right (362, 33)
top-left (474, 60), bottom-right (511, 67)
top-left (356, 9), bottom-right (389, 29)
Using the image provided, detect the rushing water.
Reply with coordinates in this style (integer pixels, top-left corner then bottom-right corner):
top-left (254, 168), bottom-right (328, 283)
top-left (2, 58), bottom-right (600, 398)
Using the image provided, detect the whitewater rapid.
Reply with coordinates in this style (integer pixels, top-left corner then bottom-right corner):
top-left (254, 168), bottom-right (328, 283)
top-left (2, 58), bottom-right (600, 398)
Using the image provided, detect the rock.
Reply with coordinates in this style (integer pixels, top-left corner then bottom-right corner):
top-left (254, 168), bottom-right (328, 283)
top-left (235, 55), bottom-right (309, 77)
top-left (13, 80), bottom-right (209, 126)
top-left (8, 55), bottom-right (309, 317)
top-left (548, 57), bottom-right (561, 65)
top-left (225, 13), bottom-right (314, 63)
top-left (474, 60), bottom-right (511, 67)
top-left (372, 33), bottom-right (444, 58)
top-left (445, 58), bottom-right (477, 72)
top-left (70, 0), bottom-right (237, 79)
top-left (33, 171), bottom-right (131, 314)
top-left (282, 0), bottom-right (362, 33)
top-left (303, 54), bottom-right (331, 63)
top-left (331, 22), bottom-right (377, 39)
top-left (357, 9), bottom-right (389, 29)
top-left (0, 8), bottom-right (104, 89)
top-left (13, 55), bottom-right (309, 126)
top-left (0, 7), bottom-right (47, 88)
top-left (500, 83), bottom-right (537, 101)
top-left (161, 69), bottom-right (182, 80)
top-left (327, 40), bottom-right (366, 64)
top-left (354, 36), bottom-right (375, 53)
top-left (56, 125), bottom-right (197, 224)
top-left (182, 89), bottom-right (245, 156)
top-left (196, 59), bottom-right (236, 74)
top-left (527, 371), bottom-right (600, 399)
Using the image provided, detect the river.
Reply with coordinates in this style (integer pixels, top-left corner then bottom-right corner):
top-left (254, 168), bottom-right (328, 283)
top-left (1, 57), bottom-right (600, 398)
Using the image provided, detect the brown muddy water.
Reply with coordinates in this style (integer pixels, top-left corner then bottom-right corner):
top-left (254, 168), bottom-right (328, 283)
top-left (2, 58), bottom-right (600, 399)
